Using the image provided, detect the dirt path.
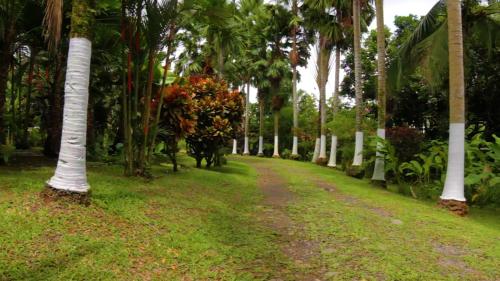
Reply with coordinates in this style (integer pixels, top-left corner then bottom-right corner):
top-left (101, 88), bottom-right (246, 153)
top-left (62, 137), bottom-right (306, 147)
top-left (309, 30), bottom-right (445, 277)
top-left (248, 160), bottom-right (325, 281)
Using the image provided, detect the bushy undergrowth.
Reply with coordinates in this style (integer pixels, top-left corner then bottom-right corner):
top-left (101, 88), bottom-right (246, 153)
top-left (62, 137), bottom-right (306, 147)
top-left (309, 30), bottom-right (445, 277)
top-left (361, 127), bottom-right (500, 206)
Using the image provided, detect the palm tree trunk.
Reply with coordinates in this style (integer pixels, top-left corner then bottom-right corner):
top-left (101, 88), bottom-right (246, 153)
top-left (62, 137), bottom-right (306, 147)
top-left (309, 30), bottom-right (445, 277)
top-left (291, 0), bottom-right (299, 157)
top-left (440, 0), bottom-right (467, 214)
top-left (139, 50), bottom-right (155, 173)
top-left (352, 0), bottom-right (364, 167)
top-left (328, 47), bottom-right (341, 168)
top-left (47, 0), bottom-right (93, 193)
top-left (272, 110), bottom-right (280, 158)
top-left (258, 97), bottom-right (264, 156)
top-left (243, 82), bottom-right (250, 155)
top-left (372, 0), bottom-right (386, 183)
top-left (318, 36), bottom-right (330, 163)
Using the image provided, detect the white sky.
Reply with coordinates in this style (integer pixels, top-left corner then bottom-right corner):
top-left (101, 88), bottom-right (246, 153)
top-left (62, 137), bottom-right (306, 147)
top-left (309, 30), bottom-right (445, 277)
top-left (249, 0), bottom-right (438, 103)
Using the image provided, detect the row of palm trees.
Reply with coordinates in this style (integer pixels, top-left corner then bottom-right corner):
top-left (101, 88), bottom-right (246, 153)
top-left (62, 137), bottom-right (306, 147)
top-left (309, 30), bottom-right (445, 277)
top-left (233, 0), bottom-right (468, 211)
top-left (39, 0), bottom-right (467, 212)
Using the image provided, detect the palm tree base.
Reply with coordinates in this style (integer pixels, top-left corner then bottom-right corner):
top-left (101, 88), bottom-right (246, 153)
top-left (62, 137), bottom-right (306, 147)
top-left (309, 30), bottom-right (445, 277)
top-left (272, 154), bottom-right (280, 159)
top-left (41, 185), bottom-right (91, 206)
top-left (438, 199), bottom-right (468, 216)
top-left (370, 179), bottom-right (387, 188)
top-left (316, 157), bottom-right (328, 166)
top-left (346, 165), bottom-right (364, 179)
top-left (257, 153), bottom-right (265, 157)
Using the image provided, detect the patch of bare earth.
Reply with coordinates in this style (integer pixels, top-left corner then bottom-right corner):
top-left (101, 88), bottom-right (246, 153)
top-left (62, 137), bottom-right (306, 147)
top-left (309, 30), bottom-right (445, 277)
top-left (251, 162), bottom-right (325, 281)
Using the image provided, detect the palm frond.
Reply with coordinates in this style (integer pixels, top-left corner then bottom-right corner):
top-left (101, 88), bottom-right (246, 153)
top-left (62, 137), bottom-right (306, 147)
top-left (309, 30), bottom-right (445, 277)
top-left (42, 0), bottom-right (63, 52)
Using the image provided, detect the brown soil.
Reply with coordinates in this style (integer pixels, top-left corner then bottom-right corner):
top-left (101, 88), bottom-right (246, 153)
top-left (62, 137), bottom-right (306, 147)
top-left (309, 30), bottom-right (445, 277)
top-left (40, 186), bottom-right (91, 206)
top-left (250, 161), bottom-right (325, 281)
top-left (438, 199), bottom-right (469, 216)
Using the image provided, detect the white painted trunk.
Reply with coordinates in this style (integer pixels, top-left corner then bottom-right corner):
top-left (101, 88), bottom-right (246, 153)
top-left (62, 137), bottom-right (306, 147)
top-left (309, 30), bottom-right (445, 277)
top-left (327, 135), bottom-right (338, 167)
top-left (47, 38), bottom-right (92, 193)
top-left (371, 128), bottom-right (386, 181)
top-left (441, 123), bottom-right (466, 201)
top-left (311, 138), bottom-right (320, 163)
top-left (258, 136), bottom-right (264, 155)
top-left (352, 131), bottom-right (364, 166)
top-left (232, 139), bottom-right (237, 155)
top-left (292, 136), bottom-right (298, 156)
top-left (319, 134), bottom-right (327, 159)
top-left (273, 135), bottom-right (279, 157)
top-left (243, 136), bottom-right (249, 155)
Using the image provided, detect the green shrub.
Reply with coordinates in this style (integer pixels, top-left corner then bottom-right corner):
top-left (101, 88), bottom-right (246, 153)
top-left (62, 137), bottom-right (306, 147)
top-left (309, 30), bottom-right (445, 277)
top-left (0, 144), bottom-right (16, 164)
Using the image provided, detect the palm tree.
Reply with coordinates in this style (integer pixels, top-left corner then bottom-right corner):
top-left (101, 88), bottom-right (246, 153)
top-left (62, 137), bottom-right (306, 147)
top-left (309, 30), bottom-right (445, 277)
top-left (389, 0), bottom-right (499, 214)
top-left (327, 46), bottom-right (341, 167)
top-left (47, 0), bottom-right (94, 194)
top-left (290, 0), bottom-right (300, 158)
top-left (352, 0), bottom-right (363, 168)
top-left (317, 34), bottom-right (332, 164)
top-left (440, 0), bottom-right (466, 212)
top-left (371, 0), bottom-right (386, 184)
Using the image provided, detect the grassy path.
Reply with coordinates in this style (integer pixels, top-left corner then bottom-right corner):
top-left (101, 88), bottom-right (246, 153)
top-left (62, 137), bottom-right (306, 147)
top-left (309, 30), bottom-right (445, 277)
top-left (0, 155), bottom-right (498, 280)
top-left (237, 156), bottom-right (500, 281)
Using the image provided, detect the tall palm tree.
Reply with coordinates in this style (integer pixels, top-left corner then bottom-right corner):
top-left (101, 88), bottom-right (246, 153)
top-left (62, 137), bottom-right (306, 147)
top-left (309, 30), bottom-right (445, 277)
top-left (389, 0), bottom-right (499, 213)
top-left (47, 0), bottom-right (93, 194)
top-left (440, 0), bottom-right (466, 211)
top-left (290, 0), bottom-right (300, 158)
top-left (352, 0), bottom-right (364, 168)
top-left (317, 34), bottom-right (332, 164)
top-left (371, 0), bottom-right (386, 184)
top-left (327, 46), bottom-right (341, 167)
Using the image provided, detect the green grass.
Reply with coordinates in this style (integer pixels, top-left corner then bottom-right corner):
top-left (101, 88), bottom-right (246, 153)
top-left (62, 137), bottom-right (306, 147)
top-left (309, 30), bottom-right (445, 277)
top-left (246, 157), bottom-right (500, 281)
top-left (0, 156), bottom-right (284, 280)
top-left (0, 155), bottom-right (499, 280)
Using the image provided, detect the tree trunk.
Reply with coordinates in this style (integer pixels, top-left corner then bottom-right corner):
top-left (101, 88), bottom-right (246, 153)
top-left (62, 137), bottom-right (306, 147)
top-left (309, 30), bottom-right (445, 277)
top-left (440, 0), bottom-right (467, 210)
top-left (47, 0), bottom-right (93, 193)
top-left (139, 50), bottom-right (155, 173)
top-left (372, 0), bottom-right (387, 183)
top-left (291, 0), bottom-right (299, 157)
top-left (243, 82), bottom-right (250, 155)
top-left (0, 22), bottom-right (15, 147)
top-left (352, 0), bottom-right (364, 167)
top-left (272, 110), bottom-right (280, 158)
top-left (318, 35), bottom-right (330, 163)
top-left (258, 98), bottom-right (264, 156)
top-left (20, 48), bottom-right (37, 149)
top-left (328, 48), bottom-right (341, 167)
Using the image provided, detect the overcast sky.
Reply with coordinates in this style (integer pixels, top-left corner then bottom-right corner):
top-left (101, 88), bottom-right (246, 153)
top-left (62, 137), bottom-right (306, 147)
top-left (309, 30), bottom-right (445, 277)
top-left (249, 0), bottom-right (439, 102)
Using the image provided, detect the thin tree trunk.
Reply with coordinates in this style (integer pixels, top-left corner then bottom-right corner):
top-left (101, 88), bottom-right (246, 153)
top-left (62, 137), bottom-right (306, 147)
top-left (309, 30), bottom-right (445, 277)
top-left (440, 0), bottom-right (467, 210)
top-left (372, 0), bottom-right (387, 183)
top-left (352, 0), bottom-right (364, 167)
top-left (21, 48), bottom-right (37, 148)
top-left (272, 110), bottom-right (280, 158)
top-left (258, 98), bottom-right (264, 156)
top-left (47, 0), bottom-right (93, 193)
top-left (291, 0), bottom-right (299, 157)
top-left (0, 22), bottom-right (15, 147)
top-left (243, 82), bottom-right (250, 155)
top-left (148, 25), bottom-right (177, 163)
top-left (139, 50), bottom-right (155, 173)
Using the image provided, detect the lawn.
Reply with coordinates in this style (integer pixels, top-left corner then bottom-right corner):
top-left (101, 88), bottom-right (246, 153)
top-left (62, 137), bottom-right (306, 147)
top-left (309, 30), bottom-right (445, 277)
top-left (0, 155), bottom-right (499, 281)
